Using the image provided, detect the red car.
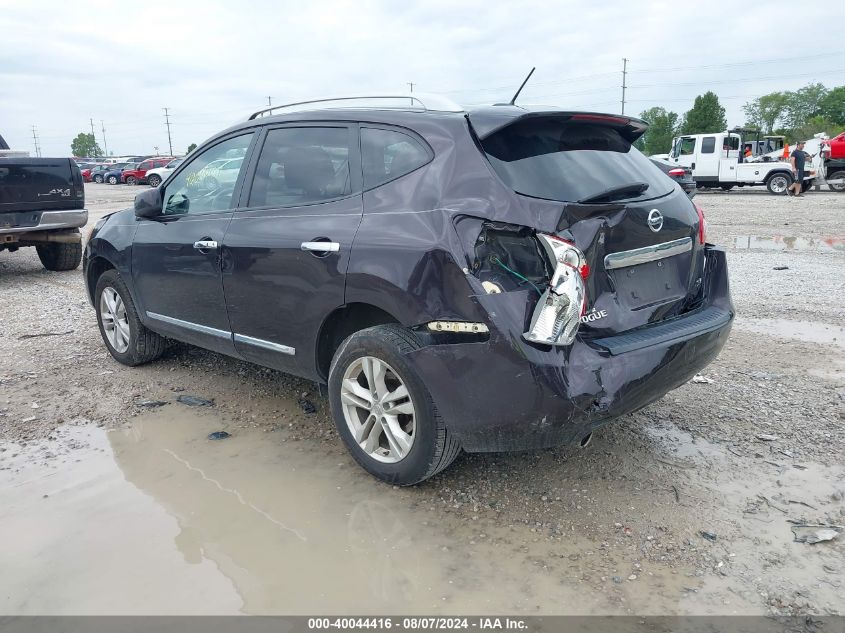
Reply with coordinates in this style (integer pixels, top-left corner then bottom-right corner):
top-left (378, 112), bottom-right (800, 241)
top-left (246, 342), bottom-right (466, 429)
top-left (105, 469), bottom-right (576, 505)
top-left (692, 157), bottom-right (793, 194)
top-left (81, 168), bottom-right (92, 182)
top-left (825, 131), bottom-right (845, 159)
top-left (121, 157), bottom-right (175, 185)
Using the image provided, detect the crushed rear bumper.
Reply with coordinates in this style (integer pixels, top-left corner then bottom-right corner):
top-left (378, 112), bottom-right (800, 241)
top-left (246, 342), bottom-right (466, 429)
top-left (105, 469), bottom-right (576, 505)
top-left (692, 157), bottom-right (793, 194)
top-left (405, 246), bottom-right (733, 452)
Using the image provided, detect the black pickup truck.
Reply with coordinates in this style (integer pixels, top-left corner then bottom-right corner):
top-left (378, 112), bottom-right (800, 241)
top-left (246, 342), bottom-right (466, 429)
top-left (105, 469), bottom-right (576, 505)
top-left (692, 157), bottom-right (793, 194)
top-left (0, 133), bottom-right (88, 270)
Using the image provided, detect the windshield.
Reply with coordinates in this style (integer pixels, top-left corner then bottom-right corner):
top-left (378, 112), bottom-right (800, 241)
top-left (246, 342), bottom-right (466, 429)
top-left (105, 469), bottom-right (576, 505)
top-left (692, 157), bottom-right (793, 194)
top-left (481, 118), bottom-right (672, 203)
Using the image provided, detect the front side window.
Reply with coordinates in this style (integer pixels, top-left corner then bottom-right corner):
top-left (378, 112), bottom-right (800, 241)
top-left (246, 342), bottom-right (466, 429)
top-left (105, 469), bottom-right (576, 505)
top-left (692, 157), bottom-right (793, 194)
top-left (678, 137), bottom-right (696, 156)
top-left (248, 127), bottom-right (352, 208)
top-left (361, 127), bottom-right (430, 189)
top-left (162, 133), bottom-right (254, 215)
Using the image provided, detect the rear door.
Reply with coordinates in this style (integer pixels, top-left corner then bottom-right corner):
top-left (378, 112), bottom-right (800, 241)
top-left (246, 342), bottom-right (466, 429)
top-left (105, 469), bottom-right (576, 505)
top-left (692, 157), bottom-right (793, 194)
top-left (131, 132), bottom-right (256, 355)
top-left (695, 135), bottom-right (720, 178)
top-left (222, 123), bottom-right (363, 378)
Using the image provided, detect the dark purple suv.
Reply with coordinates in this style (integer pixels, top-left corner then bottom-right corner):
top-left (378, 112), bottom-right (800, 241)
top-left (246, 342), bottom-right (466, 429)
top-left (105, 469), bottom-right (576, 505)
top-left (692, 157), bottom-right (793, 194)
top-left (83, 96), bottom-right (733, 485)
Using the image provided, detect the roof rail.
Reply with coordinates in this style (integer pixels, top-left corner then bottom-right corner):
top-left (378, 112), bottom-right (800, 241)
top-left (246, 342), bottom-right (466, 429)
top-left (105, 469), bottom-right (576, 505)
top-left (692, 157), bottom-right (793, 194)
top-left (248, 93), bottom-right (463, 120)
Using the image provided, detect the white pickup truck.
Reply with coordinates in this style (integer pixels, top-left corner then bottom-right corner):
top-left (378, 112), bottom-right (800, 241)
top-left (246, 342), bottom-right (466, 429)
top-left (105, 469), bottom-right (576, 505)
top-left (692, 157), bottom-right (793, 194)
top-left (664, 128), bottom-right (814, 195)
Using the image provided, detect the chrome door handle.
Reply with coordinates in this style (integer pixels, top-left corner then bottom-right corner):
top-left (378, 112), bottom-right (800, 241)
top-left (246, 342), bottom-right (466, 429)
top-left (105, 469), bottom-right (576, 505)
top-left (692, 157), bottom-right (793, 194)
top-left (301, 241), bottom-right (339, 253)
top-left (193, 240), bottom-right (218, 250)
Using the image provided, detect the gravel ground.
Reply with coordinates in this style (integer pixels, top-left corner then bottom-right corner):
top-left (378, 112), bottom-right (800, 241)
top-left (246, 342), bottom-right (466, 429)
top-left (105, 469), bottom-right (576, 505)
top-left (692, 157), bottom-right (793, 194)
top-left (1, 183), bottom-right (843, 615)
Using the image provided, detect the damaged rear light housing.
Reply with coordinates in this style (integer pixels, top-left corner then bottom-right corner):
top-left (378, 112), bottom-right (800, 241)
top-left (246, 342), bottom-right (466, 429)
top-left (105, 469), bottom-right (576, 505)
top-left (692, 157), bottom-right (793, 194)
top-left (695, 203), bottom-right (707, 244)
top-left (523, 234), bottom-right (588, 347)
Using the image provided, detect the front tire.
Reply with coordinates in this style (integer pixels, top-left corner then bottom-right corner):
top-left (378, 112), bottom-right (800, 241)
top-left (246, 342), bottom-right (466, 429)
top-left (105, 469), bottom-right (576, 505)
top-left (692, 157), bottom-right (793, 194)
top-left (766, 172), bottom-right (792, 195)
top-left (94, 269), bottom-right (166, 366)
top-left (36, 238), bottom-right (82, 271)
top-left (328, 324), bottom-right (461, 485)
top-left (147, 174), bottom-right (162, 187)
top-left (107, 175), bottom-right (118, 184)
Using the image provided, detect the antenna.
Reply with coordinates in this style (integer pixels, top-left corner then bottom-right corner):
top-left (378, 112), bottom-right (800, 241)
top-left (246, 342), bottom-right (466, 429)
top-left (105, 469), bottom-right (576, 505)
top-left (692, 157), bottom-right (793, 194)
top-left (508, 67), bottom-right (535, 105)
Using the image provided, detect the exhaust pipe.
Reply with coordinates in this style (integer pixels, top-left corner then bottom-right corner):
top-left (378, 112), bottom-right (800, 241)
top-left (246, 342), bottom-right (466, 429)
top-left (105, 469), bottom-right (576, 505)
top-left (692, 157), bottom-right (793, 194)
top-left (579, 432), bottom-right (593, 448)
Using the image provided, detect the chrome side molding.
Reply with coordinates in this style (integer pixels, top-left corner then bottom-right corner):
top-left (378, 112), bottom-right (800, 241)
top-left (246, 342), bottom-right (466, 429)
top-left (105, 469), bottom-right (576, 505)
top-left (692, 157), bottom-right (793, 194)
top-left (146, 312), bottom-right (295, 355)
top-left (604, 237), bottom-right (693, 271)
top-left (146, 311), bottom-right (231, 339)
top-left (233, 333), bottom-right (295, 356)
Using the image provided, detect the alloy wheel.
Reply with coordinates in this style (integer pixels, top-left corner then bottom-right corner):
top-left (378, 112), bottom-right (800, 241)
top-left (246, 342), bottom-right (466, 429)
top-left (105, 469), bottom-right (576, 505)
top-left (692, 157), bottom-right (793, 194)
top-left (340, 356), bottom-right (416, 463)
top-left (100, 286), bottom-right (130, 353)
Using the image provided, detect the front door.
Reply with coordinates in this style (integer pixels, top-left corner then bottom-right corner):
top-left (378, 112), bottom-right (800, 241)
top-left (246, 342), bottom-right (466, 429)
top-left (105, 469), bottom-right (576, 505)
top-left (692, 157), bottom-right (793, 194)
top-left (223, 124), bottom-right (363, 378)
top-left (131, 132), bottom-right (256, 355)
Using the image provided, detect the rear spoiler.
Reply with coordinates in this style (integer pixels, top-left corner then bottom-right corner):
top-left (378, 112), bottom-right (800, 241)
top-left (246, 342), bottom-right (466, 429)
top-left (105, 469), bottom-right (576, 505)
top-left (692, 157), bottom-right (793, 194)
top-left (467, 106), bottom-right (649, 144)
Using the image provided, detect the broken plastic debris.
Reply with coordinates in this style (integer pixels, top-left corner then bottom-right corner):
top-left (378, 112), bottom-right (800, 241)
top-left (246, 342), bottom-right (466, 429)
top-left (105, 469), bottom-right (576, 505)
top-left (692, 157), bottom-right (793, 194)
top-left (136, 400), bottom-right (168, 408)
top-left (299, 399), bottom-right (317, 414)
top-left (699, 530), bottom-right (717, 542)
top-left (207, 431), bottom-right (231, 441)
top-left (177, 395), bottom-right (214, 407)
top-left (691, 374), bottom-right (713, 384)
top-left (791, 526), bottom-right (840, 544)
top-left (756, 434), bottom-right (779, 442)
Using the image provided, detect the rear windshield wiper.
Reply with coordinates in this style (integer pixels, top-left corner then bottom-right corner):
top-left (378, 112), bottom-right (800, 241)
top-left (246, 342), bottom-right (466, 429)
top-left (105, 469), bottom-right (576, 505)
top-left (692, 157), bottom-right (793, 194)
top-left (578, 182), bottom-right (649, 204)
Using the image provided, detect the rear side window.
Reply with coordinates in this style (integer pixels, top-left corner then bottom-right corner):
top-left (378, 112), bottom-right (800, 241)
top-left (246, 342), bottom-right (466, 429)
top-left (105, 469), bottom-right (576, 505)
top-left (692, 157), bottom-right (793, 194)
top-left (139, 161), bottom-right (152, 170)
top-left (481, 118), bottom-right (673, 203)
top-left (248, 127), bottom-right (353, 207)
top-left (701, 137), bottom-right (716, 153)
top-left (361, 127), bottom-right (430, 189)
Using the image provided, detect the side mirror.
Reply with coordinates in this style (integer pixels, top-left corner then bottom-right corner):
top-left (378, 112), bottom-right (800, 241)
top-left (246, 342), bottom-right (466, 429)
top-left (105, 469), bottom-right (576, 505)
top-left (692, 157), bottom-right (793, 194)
top-left (134, 187), bottom-right (163, 218)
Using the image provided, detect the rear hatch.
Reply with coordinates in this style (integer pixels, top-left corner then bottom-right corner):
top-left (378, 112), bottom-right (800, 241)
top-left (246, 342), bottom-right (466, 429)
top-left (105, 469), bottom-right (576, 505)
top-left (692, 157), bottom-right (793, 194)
top-left (0, 157), bottom-right (85, 215)
top-left (473, 110), bottom-right (705, 336)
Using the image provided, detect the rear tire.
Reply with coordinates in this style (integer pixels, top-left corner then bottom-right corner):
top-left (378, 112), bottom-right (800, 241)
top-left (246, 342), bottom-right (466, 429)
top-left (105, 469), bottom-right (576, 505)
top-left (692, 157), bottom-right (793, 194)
top-left (126, 176), bottom-right (137, 185)
top-left (720, 184), bottom-right (734, 191)
top-left (94, 174), bottom-right (104, 183)
top-left (147, 174), bottom-right (162, 187)
top-left (94, 269), bottom-right (166, 366)
top-left (328, 324), bottom-right (461, 485)
top-left (766, 172), bottom-right (792, 195)
top-left (36, 238), bottom-right (82, 271)
top-left (801, 179), bottom-right (812, 193)
top-left (827, 170), bottom-right (845, 193)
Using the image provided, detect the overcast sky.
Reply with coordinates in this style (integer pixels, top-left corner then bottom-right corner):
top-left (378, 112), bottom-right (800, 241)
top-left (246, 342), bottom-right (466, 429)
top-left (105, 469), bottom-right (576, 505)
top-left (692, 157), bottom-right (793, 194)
top-left (2, 0), bottom-right (843, 157)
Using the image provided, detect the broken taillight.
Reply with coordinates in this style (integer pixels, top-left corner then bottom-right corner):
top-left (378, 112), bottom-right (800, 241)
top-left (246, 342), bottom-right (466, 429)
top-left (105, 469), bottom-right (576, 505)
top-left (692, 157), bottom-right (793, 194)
top-left (695, 203), bottom-right (707, 245)
top-left (523, 234), bottom-right (588, 346)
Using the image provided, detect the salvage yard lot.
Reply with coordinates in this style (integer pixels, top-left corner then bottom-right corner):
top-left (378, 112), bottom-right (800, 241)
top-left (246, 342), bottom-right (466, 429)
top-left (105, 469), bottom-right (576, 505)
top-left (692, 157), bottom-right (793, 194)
top-left (1, 184), bottom-right (843, 615)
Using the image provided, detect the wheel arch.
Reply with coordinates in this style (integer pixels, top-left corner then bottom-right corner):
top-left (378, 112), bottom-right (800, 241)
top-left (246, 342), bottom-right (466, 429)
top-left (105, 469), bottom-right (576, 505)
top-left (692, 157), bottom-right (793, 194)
top-left (315, 302), bottom-right (400, 382)
top-left (85, 255), bottom-right (116, 305)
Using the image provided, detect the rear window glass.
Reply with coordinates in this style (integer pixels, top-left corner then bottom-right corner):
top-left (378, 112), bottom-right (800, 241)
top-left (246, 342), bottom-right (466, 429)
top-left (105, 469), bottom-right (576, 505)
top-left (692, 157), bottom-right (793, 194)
top-left (481, 118), bottom-right (673, 203)
top-left (701, 137), bottom-right (716, 153)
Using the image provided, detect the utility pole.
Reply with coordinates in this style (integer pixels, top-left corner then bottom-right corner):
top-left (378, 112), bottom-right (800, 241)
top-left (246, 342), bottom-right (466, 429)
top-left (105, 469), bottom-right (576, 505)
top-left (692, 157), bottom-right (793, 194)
top-left (621, 58), bottom-right (628, 115)
top-left (407, 82), bottom-right (415, 93)
top-left (267, 96), bottom-right (272, 106)
top-left (101, 120), bottom-right (109, 157)
top-left (31, 125), bottom-right (41, 157)
top-left (90, 118), bottom-right (98, 157)
top-left (163, 108), bottom-right (173, 156)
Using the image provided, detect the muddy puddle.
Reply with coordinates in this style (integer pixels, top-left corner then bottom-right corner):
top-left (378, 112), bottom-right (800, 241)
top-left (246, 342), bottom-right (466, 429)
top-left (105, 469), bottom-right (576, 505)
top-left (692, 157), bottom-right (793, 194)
top-left (2, 407), bottom-right (843, 615)
top-left (733, 318), bottom-right (845, 350)
top-left (0, 410), bottom-right (618, 615)
top-left (734, 235), bottom-right (844, 253)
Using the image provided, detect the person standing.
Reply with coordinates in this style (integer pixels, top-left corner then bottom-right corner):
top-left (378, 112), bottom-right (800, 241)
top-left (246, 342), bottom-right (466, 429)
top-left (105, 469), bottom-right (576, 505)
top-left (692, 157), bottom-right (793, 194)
top-left (788, 141), bottom-right (811, 197)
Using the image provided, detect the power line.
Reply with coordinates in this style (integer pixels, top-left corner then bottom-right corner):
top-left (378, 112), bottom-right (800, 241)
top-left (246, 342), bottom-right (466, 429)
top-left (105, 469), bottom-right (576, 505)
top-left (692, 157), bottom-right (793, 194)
top-left (163, 107), bottom-right (173, 156)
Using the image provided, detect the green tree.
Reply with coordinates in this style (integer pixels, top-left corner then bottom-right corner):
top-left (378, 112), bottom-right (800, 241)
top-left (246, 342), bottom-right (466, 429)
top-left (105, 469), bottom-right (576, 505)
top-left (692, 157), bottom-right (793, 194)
top-left (638, 106), bottom-right (679, 155)
top-left (680, 91), bottom-right (727, 134)
top-left (70, 133), bottom-right (102, 158)
top-left (742, 92), bottom-right (788, 133)
top-left (818, 86), bottom-right (845, 127)
top-left (783, 82), bottom-right (828, 130)
top-left (788, 115), bottom-right (842, 144)
top-left (187, 143), bottom-right (197, 154)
